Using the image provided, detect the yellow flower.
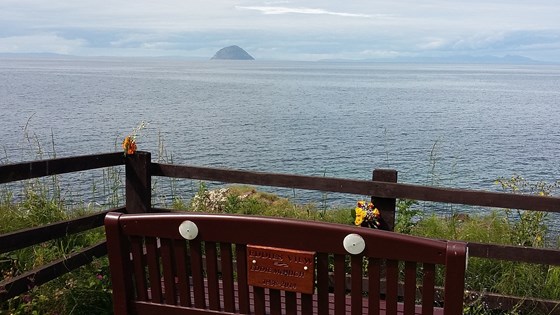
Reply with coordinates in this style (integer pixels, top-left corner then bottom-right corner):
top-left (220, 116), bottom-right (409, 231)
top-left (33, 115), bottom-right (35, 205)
top-left (354, 207), bottom-right (365, 226)
top-left (122, 136), bottom-right (137, 155)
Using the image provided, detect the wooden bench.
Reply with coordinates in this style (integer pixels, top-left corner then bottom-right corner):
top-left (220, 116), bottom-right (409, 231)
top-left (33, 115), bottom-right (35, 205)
top-left (105, 212), bottom-right (467, 314)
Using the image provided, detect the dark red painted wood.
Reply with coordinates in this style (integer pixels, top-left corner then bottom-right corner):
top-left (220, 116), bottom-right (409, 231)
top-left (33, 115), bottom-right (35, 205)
top-left (3, 152), bottom-right (557, 312)
top-left (205, 241), bottom-right (220, 310)
top-left (368, 258), bottom-right (381, 315)
top-left (0, 240), bottom-right (108, 303)
top-left (253, 286), bottom-right (266, 315)
top-left (301, 293), bottom-right (313, 315)
top-left (130, 236), bottom-right (148, 301)
top-left (421, 263), bottom-right (435, 315)
top-left (190, 240), bottom-right (206, 308)
top-left (372, 169), bottom-right (398, 231)
top-left (120, 214), bottom-right (448, 264)
top-left (404, 261), bottom-right (417, 315)
top-left (0, 152), bottom-right (124, 184)
top-left (0, 208), bottom-right (122, 254)
top-left (220, 243), bottom-right (235, 312)
top-left (173, 239), bottom-right (191, 307)
top-left (235, 244), bottom-right (250, 314)
top-left (125, 151), bottom-right (151, 213)
top-left (151, 163), bottom-right (560, 213)
top-left (316, 252), bottom-right (330, 314)
top-left (270, 289), bottom-right (281, 315)
top-left (145, 237), bottom-right (163, 303)
top-left (104, 212), bottom-right (468, 315)
top-left (468, 242), bottom-right (560, 265)
top-left (443, 242), bottom-right (467, 314)
top-left (285, 291), bottom-right (297, 314)
top-left (351, 255), bottom-right (363, 315)
top-left (334, 254), bottom-right (347, 315)
top-left (386, 260), bottom-right (399, 315)
top-left (104, 212), bottom-right (133, 315)
top-left (160, 238), bottom-right (176, 305)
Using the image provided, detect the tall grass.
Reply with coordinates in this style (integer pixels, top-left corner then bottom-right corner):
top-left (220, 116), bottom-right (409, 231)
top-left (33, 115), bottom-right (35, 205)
top-left (2, 170), bottom-right (559, 314)
top-left (0, 177), bottom-right (112, 314)
top-left (1, 128), bottom-right (559, 314)
top-left (1, 125), bottom-right (117, 314)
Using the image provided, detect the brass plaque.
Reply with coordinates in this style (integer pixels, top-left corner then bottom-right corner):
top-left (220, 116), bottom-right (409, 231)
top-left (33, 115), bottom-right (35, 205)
top-left (247, 245), bottom-right (316, 294)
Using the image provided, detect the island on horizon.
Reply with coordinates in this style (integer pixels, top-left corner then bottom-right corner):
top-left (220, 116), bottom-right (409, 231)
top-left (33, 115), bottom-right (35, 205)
top-left (211, 45), bottom-right (254, 60)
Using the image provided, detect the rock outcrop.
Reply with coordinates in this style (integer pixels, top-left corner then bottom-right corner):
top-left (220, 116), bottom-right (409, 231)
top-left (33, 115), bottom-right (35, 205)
top-left (211, 45), bottom-right (254, 60)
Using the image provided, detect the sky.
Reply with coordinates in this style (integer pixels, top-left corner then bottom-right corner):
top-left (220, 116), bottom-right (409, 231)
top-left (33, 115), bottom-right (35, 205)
top-left (1, 0), bottom-right (560, 62)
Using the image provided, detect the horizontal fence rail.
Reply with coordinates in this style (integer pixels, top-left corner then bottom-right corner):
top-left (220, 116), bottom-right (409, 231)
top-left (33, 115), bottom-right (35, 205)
top-left (0, 241), bottom-right (108, 302)
top-left (151, 163), bottom-right (560, 213)
top-left (0, 152), bottom-right (125, 184)
top-left (0, 207), bottom-right (125, 303)
top-left (0, 154), bottom-right (126, 304)
top-left (1, 152), bottom-right (560, 312)
top-left (0, 208), bottom-right (124, 254)
top-left (151, 163), bottom-right (560, 266)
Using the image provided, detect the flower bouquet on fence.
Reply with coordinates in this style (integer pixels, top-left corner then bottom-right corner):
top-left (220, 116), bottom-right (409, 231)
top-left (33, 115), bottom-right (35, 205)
top-left (352, 200), bottom-right (381, 228)
top-left (122, 121), bottom-right (148, 156)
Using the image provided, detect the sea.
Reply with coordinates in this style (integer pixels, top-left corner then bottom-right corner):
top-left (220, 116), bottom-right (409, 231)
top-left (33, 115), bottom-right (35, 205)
top-left (1, 57), bottom-right (559, 221)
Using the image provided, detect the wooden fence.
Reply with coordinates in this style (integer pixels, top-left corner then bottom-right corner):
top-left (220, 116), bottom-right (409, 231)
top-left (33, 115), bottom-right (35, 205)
top-left (1, 151), bottom-right (559, 313)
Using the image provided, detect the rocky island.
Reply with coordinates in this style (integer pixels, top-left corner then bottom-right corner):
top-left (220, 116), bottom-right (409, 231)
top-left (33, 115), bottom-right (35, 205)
top-left (211, 45), bottom-right (254, 60)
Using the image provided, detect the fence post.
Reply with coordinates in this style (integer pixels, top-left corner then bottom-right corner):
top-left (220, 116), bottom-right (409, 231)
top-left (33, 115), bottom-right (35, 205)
top-left (371, 169), bottom-right (398, 231)
top-left (125, 151), bottom-right (151, 213)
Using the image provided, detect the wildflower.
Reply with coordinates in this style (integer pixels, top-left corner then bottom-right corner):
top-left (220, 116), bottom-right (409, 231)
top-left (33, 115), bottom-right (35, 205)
top-left (352, 200), bottom-right (381, 228)
top-left (354, 206), bottom-right (365, 226)
top-left (122, 136), bottom-right (137, 155)
top-left (122, 121), bottom-right (147, 156)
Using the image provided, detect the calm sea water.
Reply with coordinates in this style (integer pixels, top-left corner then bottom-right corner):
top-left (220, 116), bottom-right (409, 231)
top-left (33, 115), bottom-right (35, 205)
top-left (1, 57), bottom-right (559, 213)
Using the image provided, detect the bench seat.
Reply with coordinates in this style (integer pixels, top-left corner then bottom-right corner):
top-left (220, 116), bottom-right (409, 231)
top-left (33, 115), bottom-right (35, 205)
top-left (140, 281), bottom-right (444, 315)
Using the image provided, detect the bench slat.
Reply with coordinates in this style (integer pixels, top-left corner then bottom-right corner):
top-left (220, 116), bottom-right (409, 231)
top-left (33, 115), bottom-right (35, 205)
top-left (173, 239), bottom-right (191, 307)
top-left (334, 254), bottom-right (347, 315)
top-left (302, 293), bottom-right (313, 315)
top-left (404, 261), bottom-right (417, 315)
top-left (254, 286), bottom-right (266, 315)
top-left (190, 239), bottom-right (206, 308)
top-left (160, 238), bottom-right (177, 305)
top-left (220, 243), bottom-right (236, 312)
top-left (317, 252), bottom-right (330, 314)
top-left (269, 289), bottom-right (281, 315)
top-left (351, 255), bottom-right (363, 315)
top-left (368, 257), bottom-right (381, 315)
top-left (206, 241), bottom-right (221, 311)
top-left (235, 244), bottom-right (250, 314)
top-left (421, 263), bottom-right (435, 315)
top-left (285, 291), bottom-right (297, 314)
top-left (146, 237), bottom-right (163, 303)
top-left (131, 236), bottom-right (148, 301)
top-left (386, 259), bottom-right (399, 314)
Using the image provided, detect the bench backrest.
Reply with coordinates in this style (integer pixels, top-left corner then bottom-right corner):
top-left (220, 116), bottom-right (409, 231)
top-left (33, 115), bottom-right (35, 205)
top-left (105, 212), bottom-right (467, 315)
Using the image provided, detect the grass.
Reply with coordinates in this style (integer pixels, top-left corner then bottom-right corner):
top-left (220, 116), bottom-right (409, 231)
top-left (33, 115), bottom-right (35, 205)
top-left (410, 213), bottom-right (560, 299)
top-left (0, 179), bottom-right (112, 314)
top-left (1, 165), bottom-right (559, 314)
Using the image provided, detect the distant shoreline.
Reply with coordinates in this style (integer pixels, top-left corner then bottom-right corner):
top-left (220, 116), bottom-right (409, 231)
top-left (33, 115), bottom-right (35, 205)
top-left (1, 52), bottom-right (557, 65)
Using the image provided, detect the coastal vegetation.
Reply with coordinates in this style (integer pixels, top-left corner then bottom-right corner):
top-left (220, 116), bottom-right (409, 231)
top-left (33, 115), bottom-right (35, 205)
top-left (1, 172), bottom-right (558, 314)
top-left (1, 131), bottom-right (558, 314)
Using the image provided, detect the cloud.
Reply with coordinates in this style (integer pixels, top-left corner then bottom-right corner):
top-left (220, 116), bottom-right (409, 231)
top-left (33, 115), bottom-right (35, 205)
top-left (447, 30), bottom-right (560, 52)
top-left (0, 33), bottom-right (86, 54)
top-left (0, 1), bottom-right (559, 61)
top-left (236, 6), bottom-right (374, 18)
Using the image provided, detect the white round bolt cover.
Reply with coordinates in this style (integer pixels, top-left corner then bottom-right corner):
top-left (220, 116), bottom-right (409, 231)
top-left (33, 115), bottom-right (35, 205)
top-left (178, 220), bottom-right (199, 240)
top-left (343, 233), bottom-right (365, 255)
